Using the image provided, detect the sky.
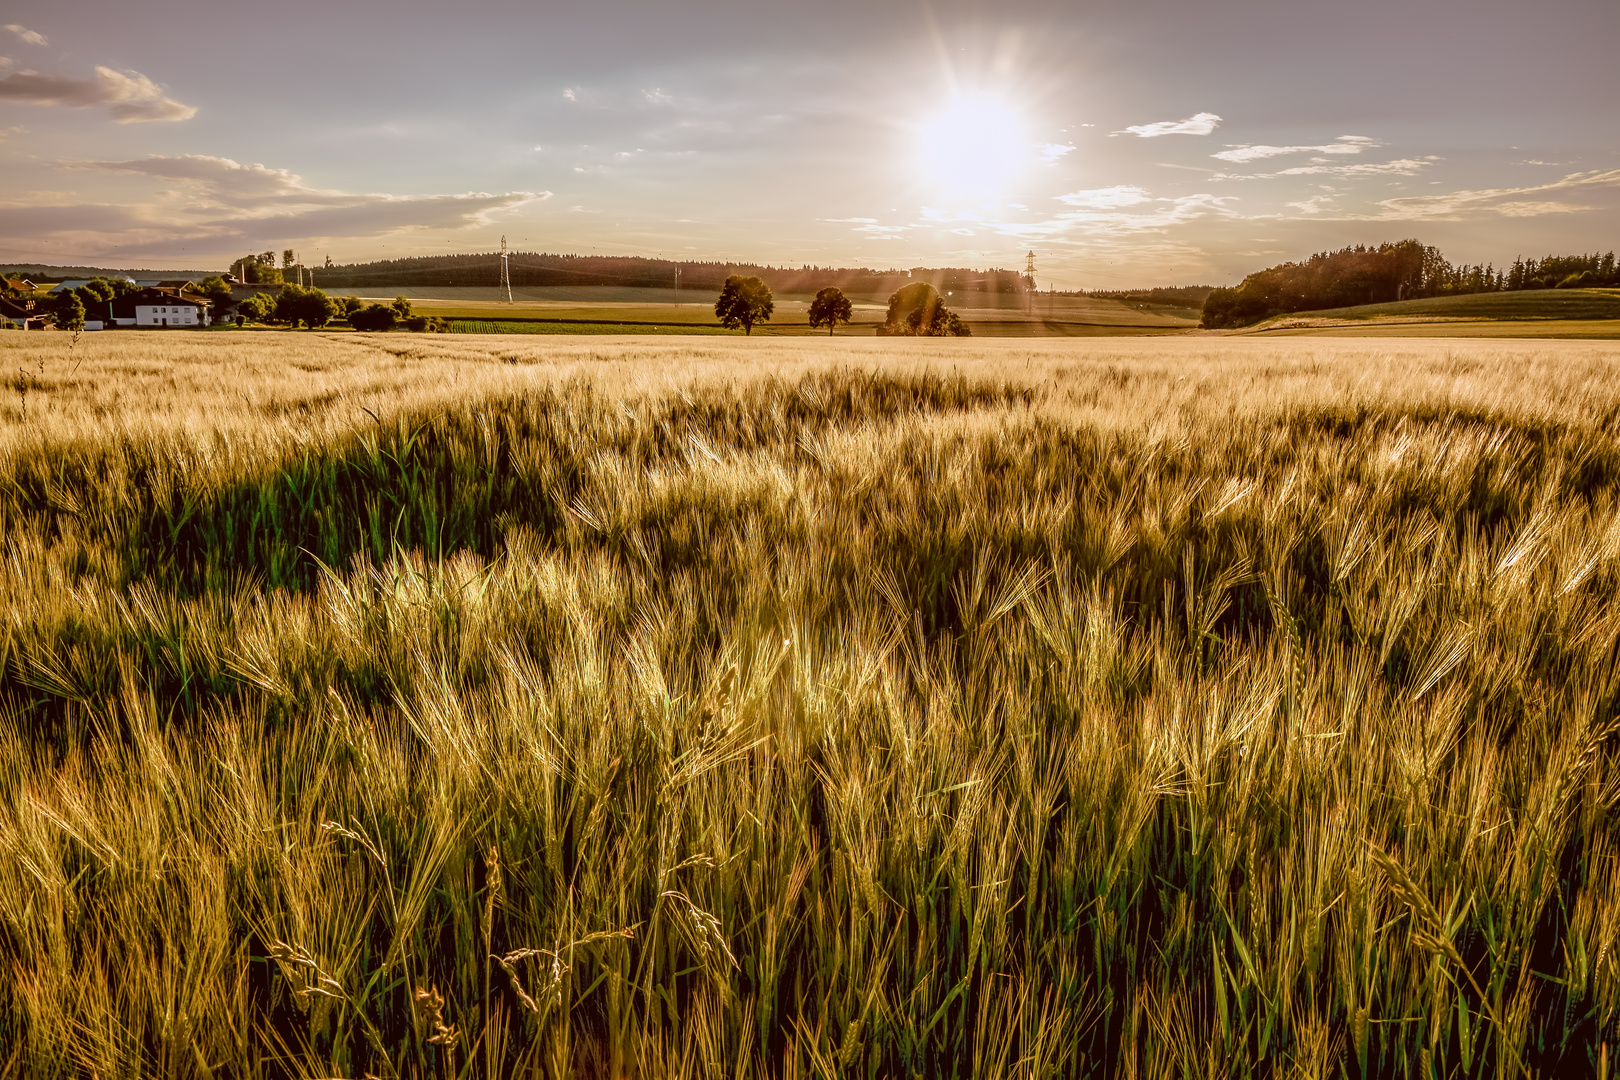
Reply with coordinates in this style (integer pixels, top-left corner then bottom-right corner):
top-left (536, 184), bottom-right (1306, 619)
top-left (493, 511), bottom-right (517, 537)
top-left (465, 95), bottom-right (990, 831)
top-left (1, 0), bottom-right (1617, 288)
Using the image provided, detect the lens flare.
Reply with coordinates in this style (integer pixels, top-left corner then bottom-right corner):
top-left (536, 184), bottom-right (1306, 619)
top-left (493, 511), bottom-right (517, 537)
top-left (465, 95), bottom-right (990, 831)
top-left (915, 93), bottom-right (1029, 202)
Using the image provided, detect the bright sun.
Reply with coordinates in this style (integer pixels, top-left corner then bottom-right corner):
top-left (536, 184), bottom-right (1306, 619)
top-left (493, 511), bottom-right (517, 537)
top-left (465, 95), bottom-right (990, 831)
top-left (916, 93), bottom-right (1030, 202)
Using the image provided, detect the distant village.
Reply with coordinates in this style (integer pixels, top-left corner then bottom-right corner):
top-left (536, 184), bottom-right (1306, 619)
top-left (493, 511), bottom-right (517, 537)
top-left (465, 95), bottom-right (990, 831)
top-left (0, 271), bottom-right (289, 331)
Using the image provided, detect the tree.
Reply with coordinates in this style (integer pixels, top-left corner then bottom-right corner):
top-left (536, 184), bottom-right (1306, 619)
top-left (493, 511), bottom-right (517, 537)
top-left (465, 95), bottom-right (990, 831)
top-left (882, 282), bottom-right (970, 336)
top-left (349, 304), bottom-right (397, 332)
top-left (714, 275), bottom-right (774, 334)
top-left (233, 256), bottom-right (283, 285)
top-left (283, 249), bottom-right (297, 270)
top-left (54, 291), bottom-right (85, 333)
top-left (391, 295), bottom-right (413, 320)
top-left (196, 276), bottom-right (236, 322)
top-left (885, 282), bottom-right (940, 331)
top-left (405, 315), bottom-right (453, 333)
top-left (910, 305), bottom-right (970, 336)
top-left (238, 293), bottom-right (276, 323)
top-left (335, 296), bottom-right (365, 318)
top-left (274, 285), bottom-right (339, 328)
top-left (75, 279), bottom-right (116, 304)
top-left (808, 286), bottom-right (853, 336)
top-left (1199, 239), bottom-right (1459, 327)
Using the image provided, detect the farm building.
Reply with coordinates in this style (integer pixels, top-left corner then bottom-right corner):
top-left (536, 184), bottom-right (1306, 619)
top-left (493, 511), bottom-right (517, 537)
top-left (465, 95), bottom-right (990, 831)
top-left (107, 288), bottom-right (211, 328)
top-left (0, 296), bottom-right (48, 329)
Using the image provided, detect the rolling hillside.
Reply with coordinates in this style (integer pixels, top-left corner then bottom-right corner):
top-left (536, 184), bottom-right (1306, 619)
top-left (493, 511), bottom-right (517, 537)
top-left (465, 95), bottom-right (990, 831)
top-left (1246, 288), bottom-right (1620, 328)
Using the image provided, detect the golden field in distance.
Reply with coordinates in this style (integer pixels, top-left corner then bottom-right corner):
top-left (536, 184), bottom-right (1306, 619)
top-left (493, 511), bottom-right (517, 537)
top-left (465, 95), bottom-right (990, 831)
top-left (1, 332), bottom-right (1618, 1077)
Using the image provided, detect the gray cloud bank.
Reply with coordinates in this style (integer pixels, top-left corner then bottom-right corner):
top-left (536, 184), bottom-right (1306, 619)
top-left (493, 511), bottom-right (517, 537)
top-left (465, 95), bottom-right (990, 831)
top-left (4, 154), bottom-right (551, 257)
top-left (0, 66), bottom-right (196, 122)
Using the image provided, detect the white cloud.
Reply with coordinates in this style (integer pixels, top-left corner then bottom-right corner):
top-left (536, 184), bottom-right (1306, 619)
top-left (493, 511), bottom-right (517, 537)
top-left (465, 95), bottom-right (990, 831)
top-left (1274, 157), bottom-right (1433, 178)
top-left (1040, 143), bottom-right (1075, 165)
top-left (1213, 135), bottom-right (1379, 163)
top-left (1285, 196), bottom-right (1336, 214)
top-left (852, 222), bottom-right (910, 238)
top-left (1115, 112), bottom-right (1221, 138)
top-left (1213, 157), bottom-right (1437, 182)
top-left (1369, 168), bottom-right (1620, 221)
top-left (1055, 185), bottom-right (1153, 209)
top-left (0, 125), bottom-right (24, 140)
top-left (994, 190), bottom-right (1236, 241)
top-left (0, 66), bottom-right (196, 122)
top-left (3, 25), bottom-right (46, 46)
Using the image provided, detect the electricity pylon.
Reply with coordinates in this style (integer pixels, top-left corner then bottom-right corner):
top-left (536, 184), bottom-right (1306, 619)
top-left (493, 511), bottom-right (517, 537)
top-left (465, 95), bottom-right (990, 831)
top-left (500, 236), bottom-right (513, 303)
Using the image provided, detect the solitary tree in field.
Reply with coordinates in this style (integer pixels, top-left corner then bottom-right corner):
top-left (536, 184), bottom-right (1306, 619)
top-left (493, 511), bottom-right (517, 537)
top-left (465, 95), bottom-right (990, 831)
top-left (715, 275), bottom-right (774, 335)
top-left (391, 295), bottom-right (413, 320)
top-left (808, 286), bottom-right (853, 336)
top-left (882, 282), bottom-right (971, 336)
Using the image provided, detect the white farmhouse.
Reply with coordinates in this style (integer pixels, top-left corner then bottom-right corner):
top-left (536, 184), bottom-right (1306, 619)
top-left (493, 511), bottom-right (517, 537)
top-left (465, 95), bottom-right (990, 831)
top-left (108, 288), bottom-right (211, 328)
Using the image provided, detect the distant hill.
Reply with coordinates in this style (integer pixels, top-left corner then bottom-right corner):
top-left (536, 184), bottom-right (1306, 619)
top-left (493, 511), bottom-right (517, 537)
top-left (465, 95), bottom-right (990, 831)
top-left (1245, 288), bottom-right (1620, 327)
top-left (0, 264), bottom-right (218, 282)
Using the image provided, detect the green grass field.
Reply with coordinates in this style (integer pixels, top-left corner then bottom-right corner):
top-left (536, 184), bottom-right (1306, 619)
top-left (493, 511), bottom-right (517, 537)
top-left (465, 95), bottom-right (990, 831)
top-left (322, 287), bottom-right (1197, 337)
top-left (1256, 318), bottom-right (1620, 340)
top-left (1247, 288), bottom-right (1620, 330)
top-left (1, 332), bottom-right (1618, 1078)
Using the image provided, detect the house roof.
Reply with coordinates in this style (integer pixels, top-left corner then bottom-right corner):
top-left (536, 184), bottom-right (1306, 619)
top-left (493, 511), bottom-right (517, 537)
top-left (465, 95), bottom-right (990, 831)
top-left (108, 288), bottom-right (211, 316)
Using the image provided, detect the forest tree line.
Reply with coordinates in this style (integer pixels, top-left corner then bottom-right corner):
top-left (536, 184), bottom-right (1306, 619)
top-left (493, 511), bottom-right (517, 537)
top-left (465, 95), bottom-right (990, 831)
top-left (302, 252), bottom-right (1029, 297)
top-left (1201, 240), bottom-right (1620, 328)
top-left (1088, 285), bottom-right (1215, 309)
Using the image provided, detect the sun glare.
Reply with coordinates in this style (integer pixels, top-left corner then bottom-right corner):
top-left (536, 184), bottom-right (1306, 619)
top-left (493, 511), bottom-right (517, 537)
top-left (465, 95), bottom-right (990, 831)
top-left (916, 93), bottom-right (1030, 202)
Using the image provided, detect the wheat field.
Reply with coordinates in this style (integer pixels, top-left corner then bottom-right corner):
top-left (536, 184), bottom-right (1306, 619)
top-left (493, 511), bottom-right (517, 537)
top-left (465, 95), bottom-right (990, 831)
top-left (1, 331), bottom-right (1618, 1078)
